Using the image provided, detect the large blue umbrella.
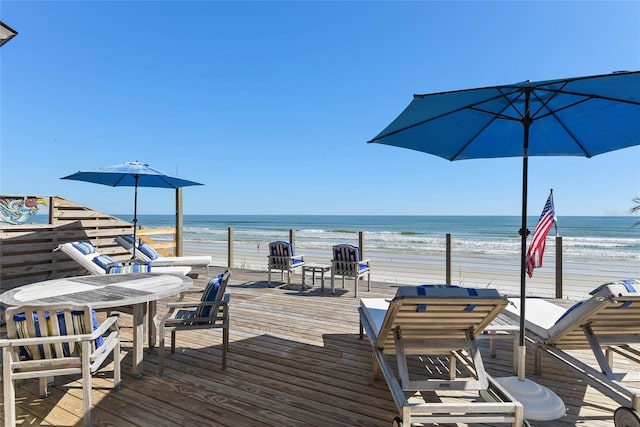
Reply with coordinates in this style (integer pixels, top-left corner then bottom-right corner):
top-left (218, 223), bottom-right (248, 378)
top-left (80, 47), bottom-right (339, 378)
top-left (61, 161), bottom-right (203, 258)
top-left (368, 70), bottom-right (640, 421)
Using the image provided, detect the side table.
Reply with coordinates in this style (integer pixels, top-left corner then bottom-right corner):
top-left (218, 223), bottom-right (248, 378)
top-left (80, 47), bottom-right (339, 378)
top-left (302, 263), bottom-right (331, 291)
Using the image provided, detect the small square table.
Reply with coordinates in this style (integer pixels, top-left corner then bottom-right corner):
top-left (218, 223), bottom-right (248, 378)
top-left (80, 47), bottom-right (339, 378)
top-left (302, 263), bottom-right (331, 291)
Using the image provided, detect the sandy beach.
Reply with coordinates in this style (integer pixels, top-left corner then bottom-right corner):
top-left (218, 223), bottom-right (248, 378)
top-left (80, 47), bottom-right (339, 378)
top-left (184, 240), bottom-right (639, 301)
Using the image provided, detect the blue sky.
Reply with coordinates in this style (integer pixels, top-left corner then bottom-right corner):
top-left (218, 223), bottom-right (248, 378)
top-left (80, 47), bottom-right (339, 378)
top-left (1, 1), bottom-right (639, 217)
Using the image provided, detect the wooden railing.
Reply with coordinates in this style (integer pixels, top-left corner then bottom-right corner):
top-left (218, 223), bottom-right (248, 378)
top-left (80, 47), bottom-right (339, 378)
top-left (1, 195), bottom-right (135, 290)
top-left (136, 227), bottom-right (178, 257)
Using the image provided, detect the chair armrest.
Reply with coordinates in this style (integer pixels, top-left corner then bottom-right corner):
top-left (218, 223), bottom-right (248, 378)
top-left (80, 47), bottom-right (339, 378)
top-left (91, 315), bottom-right (119, 339)
top-left (166, 293), bottom-right (230, 309)
top-left (360, 259), bottom-right (371, 264)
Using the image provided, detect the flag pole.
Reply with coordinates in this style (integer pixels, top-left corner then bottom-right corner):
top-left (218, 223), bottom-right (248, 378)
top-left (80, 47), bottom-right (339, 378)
top-left (550, 188), bottom-right (559, 237)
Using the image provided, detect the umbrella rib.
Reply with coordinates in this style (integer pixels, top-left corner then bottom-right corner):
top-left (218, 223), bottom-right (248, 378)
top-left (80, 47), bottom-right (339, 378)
top-left (453, 101), bottom-right (519, 160)
top-left (369, 90), bottom-right (521, 142)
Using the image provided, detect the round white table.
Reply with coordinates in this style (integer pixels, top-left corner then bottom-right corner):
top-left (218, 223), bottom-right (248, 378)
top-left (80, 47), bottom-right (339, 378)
top-left (0, 273), bottom-right (192, 376)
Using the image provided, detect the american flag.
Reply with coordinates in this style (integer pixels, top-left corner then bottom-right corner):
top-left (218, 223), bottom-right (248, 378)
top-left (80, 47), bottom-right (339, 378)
top-left (526, 192), bottom-right (557, 278)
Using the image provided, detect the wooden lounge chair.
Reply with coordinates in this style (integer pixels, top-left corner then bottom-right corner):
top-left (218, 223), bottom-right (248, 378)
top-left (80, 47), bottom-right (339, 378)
top-left (267, 241), bottom-right (305, 286)
top-left (331, 244), bottom-right (370, 297)
top-left (1, 304), bottom-right (121, 427)
top-left (359, 285), bottom-right (524, 426)
top-left (502, 279), bottom-right (640, 426)
top-left (115, 235), bottom-right (212, 274)
top-left (56, 241), bottom-right (191, 276)
top-left (158, 270), bottom-right (231, 375)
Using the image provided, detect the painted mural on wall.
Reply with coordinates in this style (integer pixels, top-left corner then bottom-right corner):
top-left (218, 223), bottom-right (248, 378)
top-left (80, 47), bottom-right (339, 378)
top-left (0, 196), bottom-right (48, 225)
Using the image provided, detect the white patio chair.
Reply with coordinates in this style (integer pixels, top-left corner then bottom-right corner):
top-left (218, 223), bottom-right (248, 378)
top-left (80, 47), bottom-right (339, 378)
top-left (2, 304), bottom-right (121, 427)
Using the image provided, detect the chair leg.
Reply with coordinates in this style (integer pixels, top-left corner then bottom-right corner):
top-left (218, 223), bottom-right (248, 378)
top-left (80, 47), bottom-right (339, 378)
top-left (114, 337), bottom-right (121, 388)
top-left (39, 377), bottom-right (48, 397)
top-left (367, 272), bottom-right (371, 292)
top-left (268, 268), bottom-right (272, 287)
top-left (354, 277), bottom-right (358, 298)
top-left (159, 331), bottom-right (166, 376)
top-left (331, 272), bottom-right (335, 295)
top-left (222, 327), bottom-right (229, 369)
top-left (3, 349), bottom-right (16, 427)
top-left (81, 349), bottom-right (92, 427)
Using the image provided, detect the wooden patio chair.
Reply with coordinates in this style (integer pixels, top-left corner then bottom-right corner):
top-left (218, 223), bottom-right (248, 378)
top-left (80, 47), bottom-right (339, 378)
top-left (267, 241), bottom-right (305, 286)
top-left (331, 244), bottom-right (370, 297)
top-left (359, 285), bottom-right (523, 426)
top-left (1, 304), bottom-right (121, 427)
top-left (158, 270), bottom-right (231, 375)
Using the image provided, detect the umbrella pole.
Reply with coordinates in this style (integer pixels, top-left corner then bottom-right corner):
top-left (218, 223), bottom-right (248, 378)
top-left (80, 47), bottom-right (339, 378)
top-left (132, 176), bottom-right (139, 260)
top-left (494, 90), bottom-right (565, 422)
top-left (518, 122), bottom-right (530, 382)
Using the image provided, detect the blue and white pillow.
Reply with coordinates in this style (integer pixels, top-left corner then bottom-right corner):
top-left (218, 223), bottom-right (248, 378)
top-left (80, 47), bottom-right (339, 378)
top-left (92, 254), bottom-right (116, 271)
top-left (72, 241), bottom-right (97, 255)
top-left (138, 243), bottom-right (159, 260)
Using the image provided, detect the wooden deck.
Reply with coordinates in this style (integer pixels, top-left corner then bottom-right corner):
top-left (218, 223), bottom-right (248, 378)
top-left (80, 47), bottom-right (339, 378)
top-left (1, 267), bottom-right (632, 426)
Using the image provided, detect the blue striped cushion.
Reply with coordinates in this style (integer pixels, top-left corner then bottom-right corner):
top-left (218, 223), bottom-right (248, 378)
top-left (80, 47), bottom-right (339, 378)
top-left (106, 262), bottom-right (152, 274)
top-left (92, 254), bottom-right (116, 270)
top-left (72, 241), bottom-right (97, 255)
top-left (13, 310), bottom-right (104, 359)
top-left (196, 274), bottom-right (223, 318)
top-left (138, 243), bottom-right (159, 260)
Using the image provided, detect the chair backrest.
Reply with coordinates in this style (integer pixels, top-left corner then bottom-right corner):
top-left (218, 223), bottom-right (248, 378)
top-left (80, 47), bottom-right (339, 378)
top-left (115, 235), bottom-right (159, 262)
top-left (375, 285), bottom-right (507, 351)
top-left (4, 304), bottom-right (99, 360)
top-left (197, 270), bottom-right (231, 318)
top-left (332, 244), bottom-right (361, 275)
top-left (268, 241), bottom-right (296, 268)
top-left (547, 279), bottom-right (640, 347)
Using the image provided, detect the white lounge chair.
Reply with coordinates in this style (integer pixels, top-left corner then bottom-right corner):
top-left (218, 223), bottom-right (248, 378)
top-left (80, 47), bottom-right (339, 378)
top-left (502, 279), bottom-right (640, 425)
top-left (115, 235), bottom-right (211, 274)
top-left (2, 304), bottom-right (121, 427)
top-left (359, 285), bottom-right (524, 426)
top-left (56, 241), bottom-right (191, 276)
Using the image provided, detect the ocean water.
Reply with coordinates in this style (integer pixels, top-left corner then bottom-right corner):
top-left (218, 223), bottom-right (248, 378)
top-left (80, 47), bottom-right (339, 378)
top-left (129, 214), bottom-right (640, 263)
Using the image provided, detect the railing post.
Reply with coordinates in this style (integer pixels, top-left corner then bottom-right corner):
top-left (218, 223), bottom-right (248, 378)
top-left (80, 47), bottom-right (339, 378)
top-left (175, 188), bottom-right (183, 256)
top-left (555, 236), bottom-right (563, 298)
top-left (359, 231), bottom-right (364, 259)
top-left (289, 229), bottom-right (295, 247)
top-left (228, 227), bottom-right (234, 268)
top-left (446, 233), bottom-right (451, 285)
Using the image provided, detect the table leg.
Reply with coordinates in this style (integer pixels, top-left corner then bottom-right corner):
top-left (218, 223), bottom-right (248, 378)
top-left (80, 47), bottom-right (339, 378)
top-left (148, 301), bottom-right (157, 349)
top-left (320, 269), bottom-right (325, 291)
top-left (132, 302), bottom-right (147, 377)
top-left (302, 268), bottom-right (306, 286)
top-left (312, 269), bottom-right (316, 287)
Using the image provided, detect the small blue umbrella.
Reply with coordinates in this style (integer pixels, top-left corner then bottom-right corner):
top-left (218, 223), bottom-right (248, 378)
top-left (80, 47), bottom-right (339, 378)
top-left (368, 70), bottom-right (640, 421)
top-left (61, 161), bottom-right (203, 258)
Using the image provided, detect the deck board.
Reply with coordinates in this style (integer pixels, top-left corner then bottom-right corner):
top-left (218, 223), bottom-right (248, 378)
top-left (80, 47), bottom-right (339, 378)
top-left (1, 266), bottom-right (630, 426)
